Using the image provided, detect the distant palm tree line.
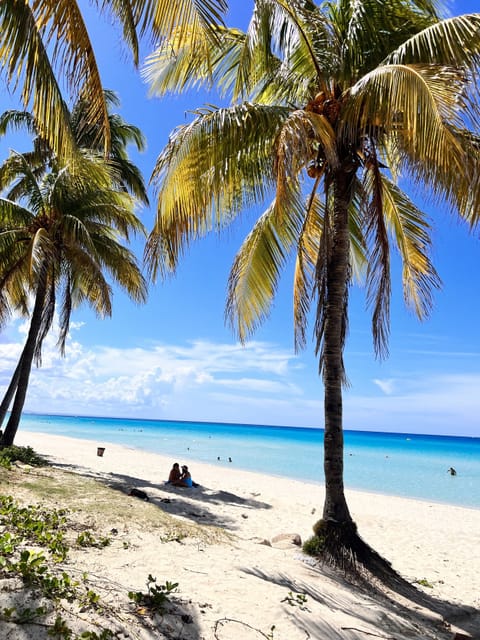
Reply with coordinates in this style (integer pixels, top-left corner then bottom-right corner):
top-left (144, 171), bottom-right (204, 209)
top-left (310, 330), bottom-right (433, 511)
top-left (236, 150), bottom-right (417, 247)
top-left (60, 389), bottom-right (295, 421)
top-left (1, 0), bottom-right (480, 572)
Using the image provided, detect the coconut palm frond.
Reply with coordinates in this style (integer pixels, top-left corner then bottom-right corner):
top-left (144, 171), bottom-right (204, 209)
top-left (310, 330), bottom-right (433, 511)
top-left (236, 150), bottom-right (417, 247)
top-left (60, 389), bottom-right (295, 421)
top-left (362, 159), bottom-right (391, 360)
top-left (0, 232), bottom-right (31, 318)
top-left (70, 97), bottom-right (149, 203)
top-left (347, 180), bottom-right (369, 285)
top-left (28, 228), bottom-right (54, 280)
top-left (0, 197), bottom-right (35, 228)
top-left (462, 167), bottom-right (480, 229)
top-left (108, 114), bottom-right (146, 154)
top-left (143, 26), bottom-right (246, 98)
top-left (67, 197), bottom-right (141, 243)
top-left (0, 110), bottom-right (37, 137)
top-left (234, 0), bottom-right (331, 104)
top-left (35, 0), bottom-right (112, 154)
top-left (4, 152), bottom-right (48, 216)
top-left (347, 63), bottom-right (467, 186)
top-left (83, 228), bottom-right (147, 304)
top-left (148, 0), bottom-right (227, 41)
top-left (332, 0), bottom-right (438, 82)
top-left (57, 213), bottom-right (99, 257)
top-left (57, 271), bottom-right (73, 355)
top-left (63, 245), bottom-right (112, 314)
top-left (107, 158), bottom-right (149, 204)
top-left (387, 13), bottom-right (480, 70)
top-left (0, 1), bottom-right (76, 160)
top-left (129, 0), bottom-right (227, 71)
top-left (439, 126), bottom-right (480, 226)
top-left (293, 193), bottom-right (324, 352)
top-left (146, 102), bottom-right (289, 279)
top-left (226, 189), bottom-right (305, 343)
top-left (261, 0), bottom-right (332, 79)
top-left (0, 150), bottom-right (48, 197)
top-left (34, 273), bottom-right (56, 366)
top-left (380, 175), bottom-right (441, 319)
top-left (100, 0), bottom-right (140, 64)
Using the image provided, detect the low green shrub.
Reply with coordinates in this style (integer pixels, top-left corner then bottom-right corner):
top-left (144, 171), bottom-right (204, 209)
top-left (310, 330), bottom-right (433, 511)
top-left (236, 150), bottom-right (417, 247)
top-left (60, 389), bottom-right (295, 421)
top-left (302, 519), bottom-right (326, 556)
top-left (415, 578), bottom-right (434, 588)
top-left (0, 445), bottom-right (47, 467)
top-left (281, 591), bottom-right (309, 610)
top-left (302, 535), bottom-right (325, 556)
top-left (128, 574), bottom-right (178, 612)
top-left (0, 495), bottom-right (69, 561)
top-left (76, 531), bottom-right (111, 549)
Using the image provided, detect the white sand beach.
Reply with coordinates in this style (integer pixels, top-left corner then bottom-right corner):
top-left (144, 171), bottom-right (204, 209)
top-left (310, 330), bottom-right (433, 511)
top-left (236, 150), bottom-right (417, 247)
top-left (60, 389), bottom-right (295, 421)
top-left (2, 431), bottom-right (479, 640)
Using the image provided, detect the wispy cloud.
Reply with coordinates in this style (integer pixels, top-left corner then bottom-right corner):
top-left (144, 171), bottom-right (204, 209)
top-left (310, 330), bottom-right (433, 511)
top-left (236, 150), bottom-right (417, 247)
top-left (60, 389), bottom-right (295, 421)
top-left (1, 318), bottom-right (479, 436)
top-left (0, 318), bottom-right (305, 424)
top-left (373, 378), bottom-right (395, 395)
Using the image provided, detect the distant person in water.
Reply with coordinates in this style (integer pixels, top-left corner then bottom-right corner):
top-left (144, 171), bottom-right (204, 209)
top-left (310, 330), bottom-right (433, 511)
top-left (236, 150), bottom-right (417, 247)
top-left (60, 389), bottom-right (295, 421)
top-left (448, 467), bottom-right (457, 476)
top-left (167, 462), bottom-right (181, 484)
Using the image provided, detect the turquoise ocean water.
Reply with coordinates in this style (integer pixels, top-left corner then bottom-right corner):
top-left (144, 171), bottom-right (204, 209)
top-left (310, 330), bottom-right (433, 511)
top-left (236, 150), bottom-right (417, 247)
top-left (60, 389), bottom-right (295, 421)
top-left (18, 413), bottom-right (480, 509)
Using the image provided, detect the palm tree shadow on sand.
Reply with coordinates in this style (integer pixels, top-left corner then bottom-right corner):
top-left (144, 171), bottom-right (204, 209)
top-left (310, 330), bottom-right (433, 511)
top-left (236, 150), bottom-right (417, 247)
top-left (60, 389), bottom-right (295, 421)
top-left (242, 564), bottom-right (479, 639)
top-left (50, 460), bottom-right (272, 531)
top-left (31, 459), bottom-right (478, 639)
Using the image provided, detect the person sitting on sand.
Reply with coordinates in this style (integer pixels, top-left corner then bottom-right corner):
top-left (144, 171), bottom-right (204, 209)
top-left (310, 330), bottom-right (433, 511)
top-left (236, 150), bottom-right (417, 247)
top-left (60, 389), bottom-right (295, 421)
top-left (167, 462), bottom-right (181, 484)
top-left (173, 465), bottom-right (194, 488)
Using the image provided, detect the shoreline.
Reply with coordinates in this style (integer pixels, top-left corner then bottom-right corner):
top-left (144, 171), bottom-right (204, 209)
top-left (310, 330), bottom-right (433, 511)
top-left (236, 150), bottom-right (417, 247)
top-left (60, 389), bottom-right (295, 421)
top-left (6, 430), bottom-right (480, 638)
top-left (18, 426), bottom-right (480, 510)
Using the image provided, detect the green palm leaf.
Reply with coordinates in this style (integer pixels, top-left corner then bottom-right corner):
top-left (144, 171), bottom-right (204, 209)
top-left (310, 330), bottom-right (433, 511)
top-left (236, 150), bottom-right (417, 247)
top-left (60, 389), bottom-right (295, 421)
top-left (146, 102), bottom-right (290, 278)
top-left (0, 1), bottom-right (78, 160)
top-left (379, 175), bottom-right (441, 319)
top-left (226, 189), bottom-right (305, 342)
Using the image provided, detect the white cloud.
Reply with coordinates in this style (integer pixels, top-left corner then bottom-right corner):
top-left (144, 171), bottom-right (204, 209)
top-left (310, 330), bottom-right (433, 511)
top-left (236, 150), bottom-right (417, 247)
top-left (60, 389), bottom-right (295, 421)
top-left (373, 378), bottom-right (395, 394)
top-left (1, 317), bottom-right (480, 436)
top-left (345, 372), bottom-right (480, 436)
top-left (0, 317), bottom-right (306, 424)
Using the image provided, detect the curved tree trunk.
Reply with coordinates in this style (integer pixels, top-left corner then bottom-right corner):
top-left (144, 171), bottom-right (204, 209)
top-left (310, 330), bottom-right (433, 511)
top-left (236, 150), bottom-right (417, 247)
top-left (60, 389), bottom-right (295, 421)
top-left (0, 275), bottom-right (47, 447)
top-left (322, 167), bottom-right (354, 526)
top-left (0, 352), bottom-right (23, 433)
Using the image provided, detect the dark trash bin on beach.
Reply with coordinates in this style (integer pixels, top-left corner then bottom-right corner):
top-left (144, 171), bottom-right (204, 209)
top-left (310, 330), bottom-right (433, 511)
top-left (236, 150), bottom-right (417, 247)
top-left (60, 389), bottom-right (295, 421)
top-left (97, 447), bottom-right (105, 457)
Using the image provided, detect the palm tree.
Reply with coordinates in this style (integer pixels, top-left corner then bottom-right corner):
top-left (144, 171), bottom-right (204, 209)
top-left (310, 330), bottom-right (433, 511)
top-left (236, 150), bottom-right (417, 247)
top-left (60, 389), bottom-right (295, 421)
top-left (0, 152), bottom-right (147, 446)
top-left (0, 94), bottom-right (149, 436)
top-left (143, 0), bottom-right (480, 570)
top-left (0, 0), bottom-right (228, 160)
top-left (0, 90), bottom-right (149, 205)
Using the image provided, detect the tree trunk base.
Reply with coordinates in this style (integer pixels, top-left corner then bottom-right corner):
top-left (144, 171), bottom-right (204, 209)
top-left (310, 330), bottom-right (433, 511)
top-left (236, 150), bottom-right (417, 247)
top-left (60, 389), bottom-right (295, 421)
top-left (305, 519), bottom-right (402, 585)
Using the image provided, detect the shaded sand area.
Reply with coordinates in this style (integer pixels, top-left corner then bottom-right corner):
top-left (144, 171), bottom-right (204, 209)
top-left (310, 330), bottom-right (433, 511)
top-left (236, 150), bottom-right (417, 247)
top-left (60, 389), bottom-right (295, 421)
top-left (1, 431), bottom-right (479, 639)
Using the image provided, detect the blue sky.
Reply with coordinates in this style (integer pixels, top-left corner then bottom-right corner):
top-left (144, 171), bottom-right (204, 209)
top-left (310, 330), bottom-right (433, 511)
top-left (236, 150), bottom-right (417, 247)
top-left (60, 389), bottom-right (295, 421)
top-left (1, 0), bottom-right (479, 437)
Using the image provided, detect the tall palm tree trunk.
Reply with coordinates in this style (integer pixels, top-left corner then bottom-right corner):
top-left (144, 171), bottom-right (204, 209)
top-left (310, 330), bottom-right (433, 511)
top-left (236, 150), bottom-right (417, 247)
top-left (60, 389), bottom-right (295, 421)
top-left (1, 274), bottom-right (47, 447)
top-left (322, 167), bottom-right (354, 527)
top-left (0, 352), bottom-right (23, 433)
top-left (317, 167), bottom-right (398, 576)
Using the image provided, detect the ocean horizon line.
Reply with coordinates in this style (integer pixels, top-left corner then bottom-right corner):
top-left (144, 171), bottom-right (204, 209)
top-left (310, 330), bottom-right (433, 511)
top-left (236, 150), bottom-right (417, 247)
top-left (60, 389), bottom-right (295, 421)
top-left (22, 410), bottom-right (480, 441)
top-left (18, 411), bottom-right (480, 508)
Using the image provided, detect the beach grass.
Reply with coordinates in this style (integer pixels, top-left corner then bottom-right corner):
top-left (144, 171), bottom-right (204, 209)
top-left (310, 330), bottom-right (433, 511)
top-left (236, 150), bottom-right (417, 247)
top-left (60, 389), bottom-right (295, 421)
top-left (0, 462), bottom-right (229, 543)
